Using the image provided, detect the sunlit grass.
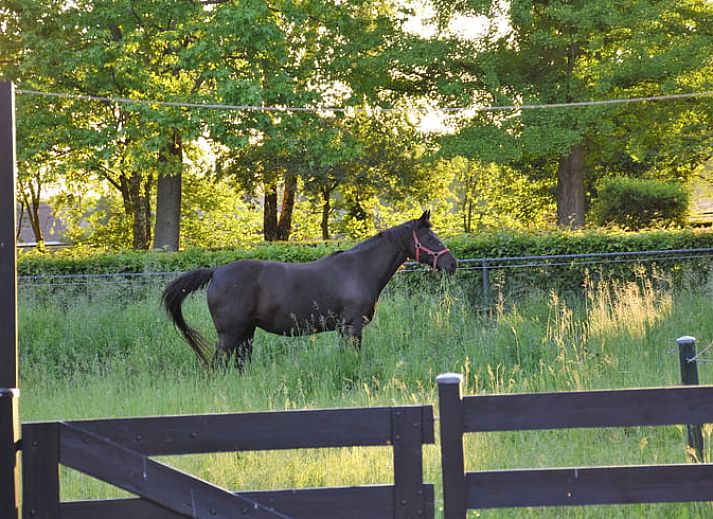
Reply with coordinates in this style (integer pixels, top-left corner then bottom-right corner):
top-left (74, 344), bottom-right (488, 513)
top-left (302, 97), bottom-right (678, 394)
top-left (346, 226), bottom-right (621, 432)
top-left (18, 274), bottom-right (713, 517)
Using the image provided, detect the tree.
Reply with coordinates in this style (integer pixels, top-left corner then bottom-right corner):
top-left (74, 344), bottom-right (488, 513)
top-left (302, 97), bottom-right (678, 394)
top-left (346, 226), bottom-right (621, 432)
top-left (3, 0), bottom-right (217, 249)
top-left (433, 157), bottom-right (551, 232)
top-left (296, 110), bottom-right (430, 239)
top-left (2, 3), bottom-right (66, 247)
top-left (4, 0), bottom-right (439, 246)
top-left (430, 0), bottom-right (713, 229)
top-left (11, 91), bottom-right (76, 247)
top-left (223, 123), bottom-right (303, 242)
top-left (299, 117), bottom-right (361, 239)
top-left (207, 0), bottom-right (415, 240)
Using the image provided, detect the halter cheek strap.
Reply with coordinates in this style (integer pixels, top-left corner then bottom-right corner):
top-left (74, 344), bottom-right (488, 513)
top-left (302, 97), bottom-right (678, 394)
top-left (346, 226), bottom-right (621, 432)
top-left (412, 229), bottom-right (450, 270)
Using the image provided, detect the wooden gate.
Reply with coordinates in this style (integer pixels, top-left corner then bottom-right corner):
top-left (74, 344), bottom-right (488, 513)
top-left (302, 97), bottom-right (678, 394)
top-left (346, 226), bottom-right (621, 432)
top-left (23, 405), bottom-right (434, 518)
top-left (437, 373), bottom-right (713, 518)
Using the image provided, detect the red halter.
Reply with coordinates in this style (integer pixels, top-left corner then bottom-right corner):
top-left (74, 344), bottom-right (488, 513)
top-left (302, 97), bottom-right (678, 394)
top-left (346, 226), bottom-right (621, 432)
top-left (412, 229), bottom-right (450, 270)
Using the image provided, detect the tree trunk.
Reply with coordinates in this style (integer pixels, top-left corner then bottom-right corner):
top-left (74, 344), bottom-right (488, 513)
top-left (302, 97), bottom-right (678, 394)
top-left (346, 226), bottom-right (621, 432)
top-left (321, 186), bottom-right (331, 240)
top-left (131, 172), bottom-right (152, 250)
top-left (18, 177), bottom-right (43, 246)
top-left (463, 198), bottom-right (473, 234)
top-left (460, 162), bottom-right (475, 233)
top-left (154, 131), bottom-right (182, 250)
top-left (140, 182), bottom-right (152, 248)
top-left (556, 144), bottom-right (586, 229)
top-left (16, 198), bottom-right (24, 242)
top-left (263, 182), bottom-right (279, 241)
top-left (276, 174), bottom-right (296, 241)
top-left (263, 175), bottom-right (297, 242)
top-left (120, 171), bottom-right (153, 250)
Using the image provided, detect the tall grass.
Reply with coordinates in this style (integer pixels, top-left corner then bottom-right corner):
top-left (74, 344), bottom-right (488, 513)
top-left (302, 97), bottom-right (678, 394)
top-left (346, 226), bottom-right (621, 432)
top-left (18, 273), bottom-right (713, 517)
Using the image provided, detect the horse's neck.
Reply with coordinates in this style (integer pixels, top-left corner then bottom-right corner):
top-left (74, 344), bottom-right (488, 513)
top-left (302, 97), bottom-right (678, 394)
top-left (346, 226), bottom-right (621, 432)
top-left (348, 236), bottom-right (407, 293)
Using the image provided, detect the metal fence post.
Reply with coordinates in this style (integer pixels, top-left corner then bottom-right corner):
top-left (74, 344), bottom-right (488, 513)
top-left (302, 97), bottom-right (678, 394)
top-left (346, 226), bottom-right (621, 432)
top-left (0, 80), bottom-right (20, 519)
top-left (677, 336), bottom-right (704, 462)
top-left (481, 259), bottom-right (490, 318)
top-left (437, 373), bottom-right (466, 519)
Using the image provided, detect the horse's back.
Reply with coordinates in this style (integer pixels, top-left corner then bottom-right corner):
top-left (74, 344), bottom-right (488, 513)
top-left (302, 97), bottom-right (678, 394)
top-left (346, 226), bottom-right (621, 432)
top-left (210, 258), bottom-right (338, 293)
top-left (207, 258), bottom-right (350, 334)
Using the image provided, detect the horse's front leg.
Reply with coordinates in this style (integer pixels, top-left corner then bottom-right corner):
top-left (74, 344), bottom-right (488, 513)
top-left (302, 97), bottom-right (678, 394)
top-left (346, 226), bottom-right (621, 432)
top-left (339, 312), bottom-right (372, 350)
top-left (338, 323), bottom-right (363, 349)
top-left (337, 300), bottom-right (377, 349)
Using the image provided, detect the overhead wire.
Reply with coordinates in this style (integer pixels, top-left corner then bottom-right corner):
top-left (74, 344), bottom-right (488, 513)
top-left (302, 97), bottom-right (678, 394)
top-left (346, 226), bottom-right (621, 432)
top-left (16, 88), bottom-right (713, 114)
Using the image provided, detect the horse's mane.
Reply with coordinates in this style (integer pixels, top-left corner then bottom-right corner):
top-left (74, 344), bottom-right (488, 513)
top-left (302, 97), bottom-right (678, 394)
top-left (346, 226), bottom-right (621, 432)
top-left (342, 218), bottom-right (423, 255)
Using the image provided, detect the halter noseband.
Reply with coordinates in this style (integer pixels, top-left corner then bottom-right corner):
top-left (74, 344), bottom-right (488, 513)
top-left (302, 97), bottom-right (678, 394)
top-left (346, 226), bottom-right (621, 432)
top-left (412, 229), bottom-right (450, 270)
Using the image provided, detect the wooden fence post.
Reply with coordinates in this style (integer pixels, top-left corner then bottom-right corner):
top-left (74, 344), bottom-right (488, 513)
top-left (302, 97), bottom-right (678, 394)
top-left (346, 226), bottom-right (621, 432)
top-left (0, 80), bottom-right (20, 519)
top-left (677, 336), bottom-right (705, 462)
top-left (392, 406), bottom-right (431, 519)
top-left (437, 373), bottom-right (466, 519)
top-left (22, 423), bottom-right (60, 519)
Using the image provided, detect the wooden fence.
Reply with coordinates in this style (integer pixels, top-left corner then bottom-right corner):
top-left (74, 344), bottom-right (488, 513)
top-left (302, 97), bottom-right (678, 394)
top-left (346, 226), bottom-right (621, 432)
top-left (22, 405), bottom-right (434, 519)
top-left (437, 373), bottom-right (713, 518)
top-left (15, 376), bottom-right (713, 519)
top-left (4, 79), bottom-right (713, 518)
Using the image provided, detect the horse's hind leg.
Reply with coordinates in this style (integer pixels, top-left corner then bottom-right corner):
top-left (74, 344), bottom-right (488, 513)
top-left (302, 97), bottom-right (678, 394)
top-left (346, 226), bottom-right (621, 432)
top-left (214, 325), bottom-right (255, 371)
top-left (236, 335), bottom-right (254, 371)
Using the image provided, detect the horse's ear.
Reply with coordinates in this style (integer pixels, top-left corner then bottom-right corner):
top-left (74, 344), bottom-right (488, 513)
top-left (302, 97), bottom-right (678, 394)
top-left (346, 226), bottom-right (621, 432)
top-left (419, 210), bottom-right (431, 225)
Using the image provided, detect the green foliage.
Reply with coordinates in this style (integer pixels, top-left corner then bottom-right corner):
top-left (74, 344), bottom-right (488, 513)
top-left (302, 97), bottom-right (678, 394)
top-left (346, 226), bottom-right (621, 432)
top-left (434, 157), bottom-right (554, 231)
top-left (179, 176), bottom-right (264, 249)
top-left (17, 241), bottom-right (344, 276)
top-left (441, 227), bottom-right (713, 261)
top-left (51, 185), bottom-right (132, 249)
top-left (590, 177), bottom-right (690, 230)
top-left (3, 0), bottom-right (419, 248)
top-left (3, 0), bottom-right (712, 248)
top-left (17, 228), bottom-right (713, 277)
top-left (430, 0), bottom-right (713, 225)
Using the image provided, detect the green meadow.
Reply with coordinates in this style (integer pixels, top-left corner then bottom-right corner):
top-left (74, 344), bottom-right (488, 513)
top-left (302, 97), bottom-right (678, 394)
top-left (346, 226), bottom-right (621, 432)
top-left (18, 272), bottom-right (713, 517)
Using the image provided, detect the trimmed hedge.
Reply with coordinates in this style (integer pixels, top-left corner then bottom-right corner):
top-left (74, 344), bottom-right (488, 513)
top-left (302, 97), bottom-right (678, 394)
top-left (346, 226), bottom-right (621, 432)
top-left (589, 177), bottom-right (689, 230)
top-left (17, 241), bottom-right (348, 276)
top-left (17, 227), bottom-right (713, 276)
top-left (449, 227), bottom-right (713, 259)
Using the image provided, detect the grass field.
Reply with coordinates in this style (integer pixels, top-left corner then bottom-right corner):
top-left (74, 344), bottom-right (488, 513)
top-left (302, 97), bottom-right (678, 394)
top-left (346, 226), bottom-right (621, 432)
top-left (18, 271), bottom-right (713, 517)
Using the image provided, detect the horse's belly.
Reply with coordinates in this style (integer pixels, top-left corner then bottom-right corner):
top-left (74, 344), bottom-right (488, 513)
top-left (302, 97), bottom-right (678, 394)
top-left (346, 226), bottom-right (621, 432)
top-left (257, 307), bottom-right (340, 336)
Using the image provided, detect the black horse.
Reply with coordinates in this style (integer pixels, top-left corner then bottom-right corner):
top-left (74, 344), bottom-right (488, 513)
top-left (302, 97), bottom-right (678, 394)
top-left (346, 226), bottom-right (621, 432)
top-left (162, 211), bottom-right (457, 368)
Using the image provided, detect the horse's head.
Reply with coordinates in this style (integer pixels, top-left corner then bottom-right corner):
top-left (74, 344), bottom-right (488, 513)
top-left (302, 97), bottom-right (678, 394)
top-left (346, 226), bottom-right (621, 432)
top-left (410, 210), bottom-right (458, 275)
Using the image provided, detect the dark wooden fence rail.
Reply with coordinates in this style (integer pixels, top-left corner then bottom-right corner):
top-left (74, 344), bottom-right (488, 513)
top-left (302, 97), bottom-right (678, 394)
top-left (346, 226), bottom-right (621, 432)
top-left (437, 373), bottom-right (713, 518)
top-left (22, 405), bottom-right (434, 519)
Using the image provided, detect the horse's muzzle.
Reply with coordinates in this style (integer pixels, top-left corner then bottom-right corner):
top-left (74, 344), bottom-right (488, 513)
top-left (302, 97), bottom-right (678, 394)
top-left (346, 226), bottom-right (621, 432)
top-left (439, 256), bottom-right (458, 275)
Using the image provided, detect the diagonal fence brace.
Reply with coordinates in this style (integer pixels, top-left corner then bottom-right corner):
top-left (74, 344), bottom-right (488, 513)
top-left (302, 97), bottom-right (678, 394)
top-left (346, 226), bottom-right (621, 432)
top-left (59, 422), bottom-right (290, 519)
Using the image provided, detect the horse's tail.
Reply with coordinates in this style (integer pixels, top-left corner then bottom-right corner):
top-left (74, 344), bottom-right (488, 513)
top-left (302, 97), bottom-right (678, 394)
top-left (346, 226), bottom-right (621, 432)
top-left (162, 268), bottom-right (215, 367)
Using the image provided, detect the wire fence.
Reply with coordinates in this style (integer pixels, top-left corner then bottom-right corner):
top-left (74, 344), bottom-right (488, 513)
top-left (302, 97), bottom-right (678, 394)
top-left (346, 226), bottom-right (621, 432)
top-left (443, 247), bottom-right (713, 315)
top-left (19, 247), bottom-right (713, 316)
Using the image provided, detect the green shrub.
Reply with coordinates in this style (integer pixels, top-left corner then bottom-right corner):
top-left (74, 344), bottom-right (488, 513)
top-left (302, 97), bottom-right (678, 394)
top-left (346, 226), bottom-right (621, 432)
top-left (589, 177), bottom-right (689, 230)
top-left (18, 228), bottom-right (713, 276)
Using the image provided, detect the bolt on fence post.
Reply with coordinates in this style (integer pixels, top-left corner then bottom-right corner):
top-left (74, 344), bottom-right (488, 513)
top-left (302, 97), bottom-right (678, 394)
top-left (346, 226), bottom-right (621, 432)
top-left (436, 373), bottom-right (466, 519)
top-left (677, 335), bottom-right (704, 463)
